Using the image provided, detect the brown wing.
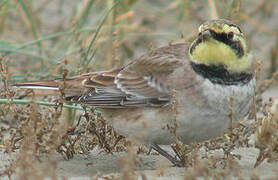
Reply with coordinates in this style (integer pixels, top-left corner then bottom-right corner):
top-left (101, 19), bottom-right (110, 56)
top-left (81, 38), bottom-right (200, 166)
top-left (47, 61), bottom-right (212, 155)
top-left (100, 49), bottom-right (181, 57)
top-left (77, 43), bottom-right (188, 107)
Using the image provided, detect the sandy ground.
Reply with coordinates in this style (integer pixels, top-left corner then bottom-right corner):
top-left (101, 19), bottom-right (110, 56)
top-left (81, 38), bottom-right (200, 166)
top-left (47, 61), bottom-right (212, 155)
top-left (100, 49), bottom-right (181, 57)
top-left (40, 147), bottom-right (278, 179)
top-left (1, 145), bottom-right (278, 179)
top-left (56, 147), bottom-right (278, 179)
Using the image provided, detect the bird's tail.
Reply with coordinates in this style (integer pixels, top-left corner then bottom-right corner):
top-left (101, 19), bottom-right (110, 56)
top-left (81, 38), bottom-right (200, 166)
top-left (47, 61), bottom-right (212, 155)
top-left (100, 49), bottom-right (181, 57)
top-left (12, 80), bottom-right (67, 97)
top-left (12, 72), bottom-right (98, 97)
top-left (13, 80), bottom-right (60, 90)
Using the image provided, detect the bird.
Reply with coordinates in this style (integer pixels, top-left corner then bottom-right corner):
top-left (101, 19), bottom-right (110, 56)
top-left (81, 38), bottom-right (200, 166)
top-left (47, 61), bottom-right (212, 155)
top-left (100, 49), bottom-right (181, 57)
top-left (13, 19), bottom-right (256, 167)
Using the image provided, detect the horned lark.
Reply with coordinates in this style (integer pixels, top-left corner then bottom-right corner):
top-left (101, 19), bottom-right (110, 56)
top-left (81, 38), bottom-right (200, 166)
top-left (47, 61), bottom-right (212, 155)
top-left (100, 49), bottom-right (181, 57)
top-left (13, 19), bottom-right (256, 167)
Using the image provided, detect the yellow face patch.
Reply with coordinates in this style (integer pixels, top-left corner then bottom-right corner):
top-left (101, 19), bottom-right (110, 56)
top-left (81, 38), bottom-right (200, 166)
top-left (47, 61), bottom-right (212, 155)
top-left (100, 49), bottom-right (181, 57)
top-left (189, 40), bottom-right (251, 72)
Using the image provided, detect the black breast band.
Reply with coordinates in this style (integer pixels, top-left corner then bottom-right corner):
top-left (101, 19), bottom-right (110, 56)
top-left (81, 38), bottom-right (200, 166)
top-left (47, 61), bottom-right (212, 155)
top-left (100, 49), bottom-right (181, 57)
top-left (191, 63), bottom-right (253, 86)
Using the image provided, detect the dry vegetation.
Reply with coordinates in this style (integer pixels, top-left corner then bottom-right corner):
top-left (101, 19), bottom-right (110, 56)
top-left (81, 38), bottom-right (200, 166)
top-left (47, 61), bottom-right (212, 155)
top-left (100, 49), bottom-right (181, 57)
top-left (0, 0), bottom-right (278, 179)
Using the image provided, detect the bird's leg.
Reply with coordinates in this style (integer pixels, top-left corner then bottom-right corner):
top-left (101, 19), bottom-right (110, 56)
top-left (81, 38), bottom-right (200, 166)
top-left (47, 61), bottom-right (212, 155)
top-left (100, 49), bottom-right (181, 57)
top-left (171, 145), bottom-right (186, 164)
top-left (151, 143), bottom-right (186, 167)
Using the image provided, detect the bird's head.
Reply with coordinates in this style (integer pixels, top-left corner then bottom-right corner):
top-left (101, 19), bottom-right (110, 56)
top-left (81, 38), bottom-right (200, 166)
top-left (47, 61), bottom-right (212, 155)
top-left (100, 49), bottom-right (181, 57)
top-left (189, 19), bottom-right (252, 73)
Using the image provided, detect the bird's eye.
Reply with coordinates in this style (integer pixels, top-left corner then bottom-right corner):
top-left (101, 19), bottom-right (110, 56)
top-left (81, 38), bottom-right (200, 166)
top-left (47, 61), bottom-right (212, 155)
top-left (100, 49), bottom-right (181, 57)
top-left (227, 32), bottom-right (234, 39)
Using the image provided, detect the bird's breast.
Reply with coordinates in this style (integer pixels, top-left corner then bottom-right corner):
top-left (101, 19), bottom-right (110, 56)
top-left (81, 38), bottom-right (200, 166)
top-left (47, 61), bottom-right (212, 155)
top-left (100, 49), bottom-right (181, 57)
top-left (175, 76), bottom-right (256, 143)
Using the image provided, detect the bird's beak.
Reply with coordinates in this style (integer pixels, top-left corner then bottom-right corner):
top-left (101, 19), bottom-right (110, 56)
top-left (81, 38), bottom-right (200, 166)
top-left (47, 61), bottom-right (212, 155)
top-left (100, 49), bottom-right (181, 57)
top-left (189, 29), bottom-right (214, 55)
top-left (199, 30), bottom-right (212, 41)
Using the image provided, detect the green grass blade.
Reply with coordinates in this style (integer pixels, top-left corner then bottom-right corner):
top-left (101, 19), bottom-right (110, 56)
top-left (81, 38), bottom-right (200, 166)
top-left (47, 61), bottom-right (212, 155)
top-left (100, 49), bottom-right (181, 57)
top-left (0, 98), bottom-right (84, 111)
top-left (75, 0), bottom-right (95, 29)
top-left (17, 0), bottom-right (42, 56)
top-left (82, 0), bottom-right (121, 68)
top-left (0, 0), bottom-right (11, 9)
